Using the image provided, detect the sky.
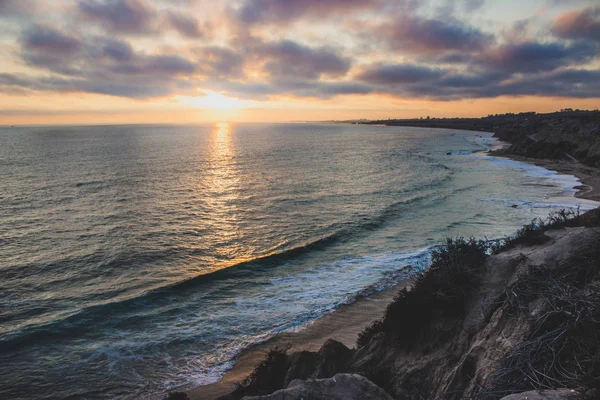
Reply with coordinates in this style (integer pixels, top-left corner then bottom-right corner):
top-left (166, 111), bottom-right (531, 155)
top-left (0, 0), bottom-right (599, 124)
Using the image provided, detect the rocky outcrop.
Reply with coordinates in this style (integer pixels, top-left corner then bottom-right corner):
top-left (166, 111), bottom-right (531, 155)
top-left (242, 373), bottom-right (394, 400)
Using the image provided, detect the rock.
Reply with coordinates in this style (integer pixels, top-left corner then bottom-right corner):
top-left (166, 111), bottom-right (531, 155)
top-left (499, 389), bottom-right (581, 400)
top-left (313, 339), bottom-right (353, 378)
top-left (284, 351), bottom-right (318, 386)
top-left (241, 373), bottom-right (393, 400)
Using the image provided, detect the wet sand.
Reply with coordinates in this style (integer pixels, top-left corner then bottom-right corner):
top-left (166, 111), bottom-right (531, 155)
top-left (187, 279), bottom-right (410, 399)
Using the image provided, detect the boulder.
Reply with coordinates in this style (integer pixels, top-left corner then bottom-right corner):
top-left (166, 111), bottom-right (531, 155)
top-left (313, 339), bottom-right (353, 378)
top-left (242, 373), bottom-right (393, 400)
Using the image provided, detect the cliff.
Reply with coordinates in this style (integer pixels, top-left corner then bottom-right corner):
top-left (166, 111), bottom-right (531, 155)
top-left (209, 209), bottom-right (600, 400)
top-left (492, 112), bottom-right (600, 167)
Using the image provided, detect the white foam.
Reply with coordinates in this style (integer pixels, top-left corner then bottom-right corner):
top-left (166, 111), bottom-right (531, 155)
top-left (163, 247), bottom-right (433, 393)
top-left (467, 135), bottom-right (599, 210)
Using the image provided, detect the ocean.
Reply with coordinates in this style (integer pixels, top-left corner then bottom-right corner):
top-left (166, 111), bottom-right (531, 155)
top-left (0, 123), bottom-right (596, 399)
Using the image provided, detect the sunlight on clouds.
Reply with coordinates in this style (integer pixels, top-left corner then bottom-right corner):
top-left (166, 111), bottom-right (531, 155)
top-left (178, 91), bottom-right (256, 110)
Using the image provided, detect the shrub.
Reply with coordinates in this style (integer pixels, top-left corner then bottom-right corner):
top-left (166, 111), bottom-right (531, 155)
top-left (226, 345), bottom-right (291, 399)
top-left (491, 209), bottom-right (580, 254)
top-left (357, 237), bottom-right (487, 348)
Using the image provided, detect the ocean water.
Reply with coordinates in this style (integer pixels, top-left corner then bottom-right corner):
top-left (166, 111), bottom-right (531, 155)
top-left (0, 123), bottom-right (596, 399)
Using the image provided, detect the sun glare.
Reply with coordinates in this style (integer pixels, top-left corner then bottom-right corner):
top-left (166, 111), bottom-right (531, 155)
top-left (180, 90), bottom-right (249, 110)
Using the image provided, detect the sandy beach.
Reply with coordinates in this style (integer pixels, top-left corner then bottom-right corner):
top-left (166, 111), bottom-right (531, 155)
top-left (487, 151), bottom-right (600, 202)
top-left (187, 279), bottom-right (410, 399)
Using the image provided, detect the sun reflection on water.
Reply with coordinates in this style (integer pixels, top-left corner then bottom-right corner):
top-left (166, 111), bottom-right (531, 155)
top-left (203, 122), bottom-right (249, 268)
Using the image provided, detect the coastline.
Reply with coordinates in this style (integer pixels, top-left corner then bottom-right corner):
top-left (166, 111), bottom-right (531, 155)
top-left (187, 279), bottom-right (410, 399)
top-left (183, 142), bottom-right (599, 400)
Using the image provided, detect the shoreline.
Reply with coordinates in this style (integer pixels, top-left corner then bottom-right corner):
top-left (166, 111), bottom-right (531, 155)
top-left (183, 141), bottom-right (599, 400)
top-left (487, 150), bottom-right (600, 202)
top-left (186, 279), bottom-right (410, 399)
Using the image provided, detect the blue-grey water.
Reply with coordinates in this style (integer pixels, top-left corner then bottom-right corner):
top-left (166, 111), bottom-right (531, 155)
top-left (0, 123), bottom-right (596, 399)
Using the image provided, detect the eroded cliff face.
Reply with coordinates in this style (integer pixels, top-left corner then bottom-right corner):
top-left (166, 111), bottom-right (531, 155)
top-left (493, 112), bottom-right (600, 167)
top-left (342, 226), bottom-right (599, 400)
top-left (222, 210), bottom-right (600, 400)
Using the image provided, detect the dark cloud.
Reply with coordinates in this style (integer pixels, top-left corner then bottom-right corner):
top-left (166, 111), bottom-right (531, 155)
top-left (208, 63), bottom-right (600, 101)
top-left (481, 41), bottom-right (597, 73)
top-left (15, 30), bottom-right (199, 98)
top-left (552, 6), bottom-right (600, 42)
top-left (235, 0), bottom-right (380, 25)
top-left (378, 14), bottom-right (493, 54)
top-left (101, 38), bottom-right (135, 62)
top-left (437, 71), bottom-right (508, 88)
top-left (20, 25), bottom-right (84, 75)
top-left (357, 64), bottom-right (444, 84)
top-left (108, 54), bottom-right (196, 76)
top-left (165, 10), bottom-right (205, 38)
top-left (259, 40), bottom-right (350, 79)
top-left (78, 0), bottom-right (156, 34)
top-left (477, 68), bottom-right (600, 99)
top-left (22, 25), bottom-right (82, 54)
top-left (77, 0), bottom-right (207, 38)
top-left (0, 72), bottom-right (191, 98)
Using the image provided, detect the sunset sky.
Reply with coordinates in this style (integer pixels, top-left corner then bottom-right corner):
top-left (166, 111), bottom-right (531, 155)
top-left (1, 0), bottom-right (599, 124)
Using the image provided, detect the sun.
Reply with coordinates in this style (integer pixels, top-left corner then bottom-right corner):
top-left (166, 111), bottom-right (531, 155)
top-left (179, 90), bottom-right (249, 110)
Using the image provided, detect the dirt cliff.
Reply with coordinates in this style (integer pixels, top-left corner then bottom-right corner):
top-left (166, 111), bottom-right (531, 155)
top-left (493, 111), bottom-right (600, 167)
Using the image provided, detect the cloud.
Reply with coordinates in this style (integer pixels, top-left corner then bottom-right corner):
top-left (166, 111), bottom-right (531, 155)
top-left (16, 30), bottom-right (199, 98)
top-left (22, 25), bottom-right (82, 54)
top-left (357, 64), bottom-right (444, 84)
top-left (0, 0), bottom-right (27, 16)
top-left (109, 54), bottom-right (196, 76)
top-left (101, 38), bottom-right (135, 62)
top-left (78, 0), bottom-right (156, 34)
top-left (197, 47), bottom-right (245, 78)
top-left (235, 0), bottom-right (380, 25)
top-left (0, 72), bottom-right (194, 98)
top-left (20, 25), bottom-right (84, 75)
top-left (552, 6), bottom-right (600, 42)
top-left (165, 10), bottom-right (205, 38)
top-left (481, 41), bottom-right (597, 73)
top-left (464, 0), bottom-right (485, 11)
top-left (3, 0), bottom-right (600, 104)
top-left (259, 40), bottom-right (351, 80)
top-left (377, 14), bottom-right (493, 54)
